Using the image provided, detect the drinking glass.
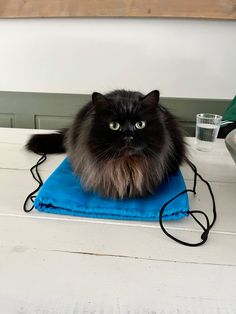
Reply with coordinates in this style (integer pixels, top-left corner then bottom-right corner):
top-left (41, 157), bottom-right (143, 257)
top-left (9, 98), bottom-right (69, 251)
top-left (195, 113), bottom-right (222, 151)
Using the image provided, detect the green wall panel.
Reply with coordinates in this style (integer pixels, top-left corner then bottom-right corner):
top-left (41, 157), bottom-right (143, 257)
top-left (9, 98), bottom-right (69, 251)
top-left (0, 113), bottom-right (15, 128)
top-left (35, 115), bottom-right (73, 130)
top-left (0, 91), bottom-right (230, 136)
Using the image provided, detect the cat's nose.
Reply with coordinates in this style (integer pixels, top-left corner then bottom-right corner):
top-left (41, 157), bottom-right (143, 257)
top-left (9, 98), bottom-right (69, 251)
top-left (124, 135), bottom-right (134, 143)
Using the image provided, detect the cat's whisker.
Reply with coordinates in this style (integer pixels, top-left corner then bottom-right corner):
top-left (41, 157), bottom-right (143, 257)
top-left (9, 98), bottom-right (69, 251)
top-left (144, 148), bottom-right (159, 158)
top-left (95, 148), bottom-right (118, 162)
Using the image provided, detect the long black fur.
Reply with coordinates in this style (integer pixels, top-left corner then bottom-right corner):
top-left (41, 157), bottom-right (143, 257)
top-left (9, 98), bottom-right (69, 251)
top-left (26, 89), bottom-right (187, 198)
top-left (26, 130), bottom-right (66, 154)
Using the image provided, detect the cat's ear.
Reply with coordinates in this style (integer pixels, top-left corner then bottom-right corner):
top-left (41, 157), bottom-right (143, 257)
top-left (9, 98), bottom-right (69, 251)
top-left (142, 90), bottom-right (160, 106)
top-left (92, 92), bottom-right (109, 106)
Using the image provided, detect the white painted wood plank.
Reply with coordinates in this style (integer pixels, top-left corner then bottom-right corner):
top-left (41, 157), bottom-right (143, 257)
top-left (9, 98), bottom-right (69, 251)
top-left (0, 128), bottom-right (235, 313)
top-left (0, 128), bottom-right (235, 183)
top-left (0, 142), bottom-right (65, 171)
top-left (1, 141), bottom-right (234, 184)
top-left (0, 127), bottom-right (52, 144)
top-left (0, 168), bottom-right (235, 233)
top-left (183, 139), bottom-right (236, 183)
top-left (0, 127), bottom-right (225, 149)
top-left (0, 215), bottom-right (235, 266)
top-left (0, 247), bottom-right (235, 314)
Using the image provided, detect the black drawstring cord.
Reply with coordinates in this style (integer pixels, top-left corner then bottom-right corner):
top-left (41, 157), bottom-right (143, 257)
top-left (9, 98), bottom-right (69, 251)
top-left (159, 159), bottom-right (216, 246)
top-left (23, 153), bottom-right (47, 213)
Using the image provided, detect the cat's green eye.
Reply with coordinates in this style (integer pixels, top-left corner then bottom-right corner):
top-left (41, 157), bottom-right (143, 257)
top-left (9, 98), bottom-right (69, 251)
top-left (135, 121), bottom-right (146, 129)
top-left (109, 121), bottom-right (120, 131)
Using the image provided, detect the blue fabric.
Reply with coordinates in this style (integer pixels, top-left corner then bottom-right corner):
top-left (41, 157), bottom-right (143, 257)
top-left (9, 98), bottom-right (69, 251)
top-left (34, 158), bottom-right (189, 221)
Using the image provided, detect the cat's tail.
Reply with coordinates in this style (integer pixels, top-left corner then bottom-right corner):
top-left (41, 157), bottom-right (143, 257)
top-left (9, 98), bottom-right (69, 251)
top-left (26, 129), bottom-right (67, 154)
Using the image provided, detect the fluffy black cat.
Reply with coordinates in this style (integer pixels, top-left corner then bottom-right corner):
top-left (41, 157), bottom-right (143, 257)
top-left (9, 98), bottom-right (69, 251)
top-left (26, 90), bottom-right (186, 199)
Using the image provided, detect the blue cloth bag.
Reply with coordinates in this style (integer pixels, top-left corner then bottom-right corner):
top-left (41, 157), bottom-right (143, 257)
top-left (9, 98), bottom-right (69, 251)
top-left (34, 158), bottom-right (189, 221)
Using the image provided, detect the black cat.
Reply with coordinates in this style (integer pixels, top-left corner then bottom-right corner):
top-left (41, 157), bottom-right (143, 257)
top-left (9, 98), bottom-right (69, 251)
top-left (26, 90), bottom-right (186, 199)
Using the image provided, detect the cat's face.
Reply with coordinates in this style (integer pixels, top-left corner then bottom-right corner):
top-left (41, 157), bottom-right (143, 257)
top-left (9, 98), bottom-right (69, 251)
top-left (88, 90), bottom-right (166, 160)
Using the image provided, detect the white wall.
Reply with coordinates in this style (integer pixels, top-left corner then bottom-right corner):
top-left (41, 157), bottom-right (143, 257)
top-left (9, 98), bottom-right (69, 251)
top-left (0, 18), bottom-right (235, 99)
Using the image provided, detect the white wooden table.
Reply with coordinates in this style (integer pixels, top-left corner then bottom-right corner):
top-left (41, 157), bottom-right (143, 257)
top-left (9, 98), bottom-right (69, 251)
top-left (0, 127), bottom-right (236, 314)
